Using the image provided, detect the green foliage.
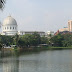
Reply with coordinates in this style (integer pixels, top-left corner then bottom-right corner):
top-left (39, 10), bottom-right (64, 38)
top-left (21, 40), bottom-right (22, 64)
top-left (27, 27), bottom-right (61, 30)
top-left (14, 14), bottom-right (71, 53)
top-left (18, 32), bottom-right (42, 48)
top-left (0, 43), bottom-right (2, 49)
top-left (62, 33), bottom-right (72, 47)
top-left (50, 34), bottom-right (64, 47)
top-left (0, 0), bottom-right (6, 10)
top-left (1, 32), bottom-right (72, 48)
top-left (1, 35), bottom-right (14, 46)
top-left (0, 32), bottom-right (42, 48)
top-left (14, 34), bottom-right (19, 45)
top-left (50, 33), bottom-right (72, 47)
top-left (41, 36), bottom-right (48, 44)
top-left (23, 34), bottom-right (33, 47)
top-left (18, 37), bottom-right (25, 48)
top-left (31, 32), bottom-right (41, 46)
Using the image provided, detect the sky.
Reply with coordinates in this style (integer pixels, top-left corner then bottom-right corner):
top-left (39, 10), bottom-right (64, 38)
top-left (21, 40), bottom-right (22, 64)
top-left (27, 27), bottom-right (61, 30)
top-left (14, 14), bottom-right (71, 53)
top-left (0, 0), bottom-right (72, 32)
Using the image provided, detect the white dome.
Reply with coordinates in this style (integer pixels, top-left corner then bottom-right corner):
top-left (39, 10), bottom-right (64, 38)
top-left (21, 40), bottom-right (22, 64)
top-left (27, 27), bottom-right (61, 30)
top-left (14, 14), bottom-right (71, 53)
top-left (3, 16), bottom-right (17, 25)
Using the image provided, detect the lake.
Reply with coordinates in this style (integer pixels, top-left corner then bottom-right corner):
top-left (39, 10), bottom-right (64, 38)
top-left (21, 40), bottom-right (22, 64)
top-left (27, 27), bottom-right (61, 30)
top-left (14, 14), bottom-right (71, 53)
top-left (0, 49), bottom-right (72, 72)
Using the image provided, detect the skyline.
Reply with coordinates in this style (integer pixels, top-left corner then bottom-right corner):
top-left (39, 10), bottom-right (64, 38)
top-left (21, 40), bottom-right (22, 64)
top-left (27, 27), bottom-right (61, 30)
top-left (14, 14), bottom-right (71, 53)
top-left (0, 0), bottom-right (72, 32)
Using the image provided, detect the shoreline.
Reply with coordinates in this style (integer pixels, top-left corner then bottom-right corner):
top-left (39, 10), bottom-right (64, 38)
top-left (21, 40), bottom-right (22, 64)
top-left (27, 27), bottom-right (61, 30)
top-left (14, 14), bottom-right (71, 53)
top-left (1, 46), bottom-right (72, 51)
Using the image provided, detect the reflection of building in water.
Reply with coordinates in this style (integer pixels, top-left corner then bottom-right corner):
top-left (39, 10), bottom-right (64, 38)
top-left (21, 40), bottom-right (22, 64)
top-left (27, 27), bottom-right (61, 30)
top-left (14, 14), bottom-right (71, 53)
top-left (2, 51), bottom-right (19, 72)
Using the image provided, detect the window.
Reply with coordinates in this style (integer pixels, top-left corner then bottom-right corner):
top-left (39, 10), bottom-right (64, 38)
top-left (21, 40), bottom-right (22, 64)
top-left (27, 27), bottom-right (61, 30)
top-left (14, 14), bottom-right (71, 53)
top-left (5, 27), bottom-right (6, 30)
top-left (13, 27), bottom-right (14, 29)
top-left (7, 27), bottom-right (8, 29)
top-left (10, 27), bottom-right (11, 29)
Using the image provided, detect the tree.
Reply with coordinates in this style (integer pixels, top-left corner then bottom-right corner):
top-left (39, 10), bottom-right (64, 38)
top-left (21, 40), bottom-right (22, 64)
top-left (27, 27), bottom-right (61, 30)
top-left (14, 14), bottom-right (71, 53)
top-left (50, 34), bottom-right (64, 47)
top-left (18, 37), bottom-right (25, 48)
top-left (0, 43), bottom-right (2, 49)
top-left (0, 0), bottom-right (6, 10)
top-left (23, 34), bottom-right (33, 47)
top-left (41, 36), bottom-right (48, 44)
top-left (1, 35), bottom-right (14, 46)
top-left (31, 32), bottom-right (41, 46)
top-left (14, 34), bottom-right (19, 45)
top-left (62, 33), bottom-right (72, 47)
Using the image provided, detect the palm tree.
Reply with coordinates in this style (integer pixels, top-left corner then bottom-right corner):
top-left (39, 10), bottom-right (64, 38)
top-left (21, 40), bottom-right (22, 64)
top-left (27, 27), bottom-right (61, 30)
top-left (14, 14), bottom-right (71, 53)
top-left (0, 0), bottom-right (6, 10)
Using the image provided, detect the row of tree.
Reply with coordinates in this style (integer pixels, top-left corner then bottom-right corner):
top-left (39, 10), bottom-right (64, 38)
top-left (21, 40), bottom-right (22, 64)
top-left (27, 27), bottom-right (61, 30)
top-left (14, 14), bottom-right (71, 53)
top-left (50, 33), bottom-right (72, 47)
top-left (0, 32), bottom-right (48, 48)
top-left (0, 32), bottom-right (72, 49)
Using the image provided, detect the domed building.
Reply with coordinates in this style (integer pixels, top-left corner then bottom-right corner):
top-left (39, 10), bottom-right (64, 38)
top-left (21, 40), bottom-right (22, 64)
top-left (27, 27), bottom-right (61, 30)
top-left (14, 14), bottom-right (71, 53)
top-left (1, 16), bottom-right (45, 36)
top-left (2, 16), bottom-right (18, 35)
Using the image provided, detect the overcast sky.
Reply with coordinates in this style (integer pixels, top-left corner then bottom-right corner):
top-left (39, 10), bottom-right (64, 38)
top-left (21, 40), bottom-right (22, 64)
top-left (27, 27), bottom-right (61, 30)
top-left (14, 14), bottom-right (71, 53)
top-left (0, 0), bottom-right (72, 32)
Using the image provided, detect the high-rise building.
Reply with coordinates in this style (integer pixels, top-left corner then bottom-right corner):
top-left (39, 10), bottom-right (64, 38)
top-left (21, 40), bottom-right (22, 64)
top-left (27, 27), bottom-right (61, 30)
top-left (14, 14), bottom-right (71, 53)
top-left (68, 20), bottom-right (72, 32)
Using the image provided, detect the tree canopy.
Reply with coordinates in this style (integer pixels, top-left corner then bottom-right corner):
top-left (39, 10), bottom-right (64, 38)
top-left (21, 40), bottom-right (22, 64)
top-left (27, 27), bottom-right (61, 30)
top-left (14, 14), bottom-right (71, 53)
top-left (0, 32), bottom-right (72, 49)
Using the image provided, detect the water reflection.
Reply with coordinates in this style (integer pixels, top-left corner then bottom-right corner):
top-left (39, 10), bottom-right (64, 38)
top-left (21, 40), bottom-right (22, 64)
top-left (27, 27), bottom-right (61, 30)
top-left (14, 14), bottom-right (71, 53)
top-left (2, 50), bottom-right (19, 72)
top-left (0, 50), bottom-right (72, 72)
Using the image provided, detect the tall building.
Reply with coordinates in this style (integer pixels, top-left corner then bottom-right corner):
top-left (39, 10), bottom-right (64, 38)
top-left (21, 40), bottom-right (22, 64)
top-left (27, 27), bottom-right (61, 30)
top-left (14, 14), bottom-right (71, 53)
top-left (68, 20), bottom-right (72, 32)
top-left (2, 16), bottom-right (18, 35)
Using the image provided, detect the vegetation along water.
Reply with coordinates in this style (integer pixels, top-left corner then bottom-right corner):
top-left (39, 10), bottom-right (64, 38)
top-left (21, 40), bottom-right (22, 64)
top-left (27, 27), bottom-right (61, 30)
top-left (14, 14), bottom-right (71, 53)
top-left (0, 32), bottom-right (72, 50)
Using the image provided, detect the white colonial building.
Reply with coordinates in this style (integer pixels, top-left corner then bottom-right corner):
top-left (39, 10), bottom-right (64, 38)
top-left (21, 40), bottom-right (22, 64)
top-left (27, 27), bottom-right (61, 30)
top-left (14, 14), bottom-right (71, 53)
top-left (2, 16), bottom-right (18, 35)
top-left (18, 31), bottom-right (45, 37)
top-left (1, 16), bottom-right (46, 36)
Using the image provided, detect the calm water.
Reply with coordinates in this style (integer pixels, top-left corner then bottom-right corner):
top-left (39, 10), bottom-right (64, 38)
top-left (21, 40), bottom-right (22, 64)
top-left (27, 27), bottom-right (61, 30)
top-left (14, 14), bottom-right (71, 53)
top-left (0, 50), bottom-right (72, 72)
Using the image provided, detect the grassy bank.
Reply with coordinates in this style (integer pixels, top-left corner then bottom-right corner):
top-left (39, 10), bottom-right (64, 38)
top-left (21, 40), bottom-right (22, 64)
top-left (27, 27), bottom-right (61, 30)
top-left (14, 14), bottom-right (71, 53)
top-left (48, 47), bottom-right (72, 50)
top-left (19, 46), bottom-right (72, 52)
top-left (1, 46), bottom-right (72, 56)
top-left (2, 46), bottom-right (72, 52)
top-left (30, 46), bottom-right (72, 51)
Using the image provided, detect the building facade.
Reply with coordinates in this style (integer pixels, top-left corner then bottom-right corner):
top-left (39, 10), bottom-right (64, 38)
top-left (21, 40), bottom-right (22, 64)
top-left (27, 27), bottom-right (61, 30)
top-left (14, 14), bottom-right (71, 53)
top-left (1, 16), bottom-right (45, 37)
top-left (68, 20), bottom-right (72, 32)
top-left (18, 31), bottom-right (45, 37)
top-left (2, 16), bottom-right (18, 35)
top-left (59, 27), bottom-right (68, 32)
